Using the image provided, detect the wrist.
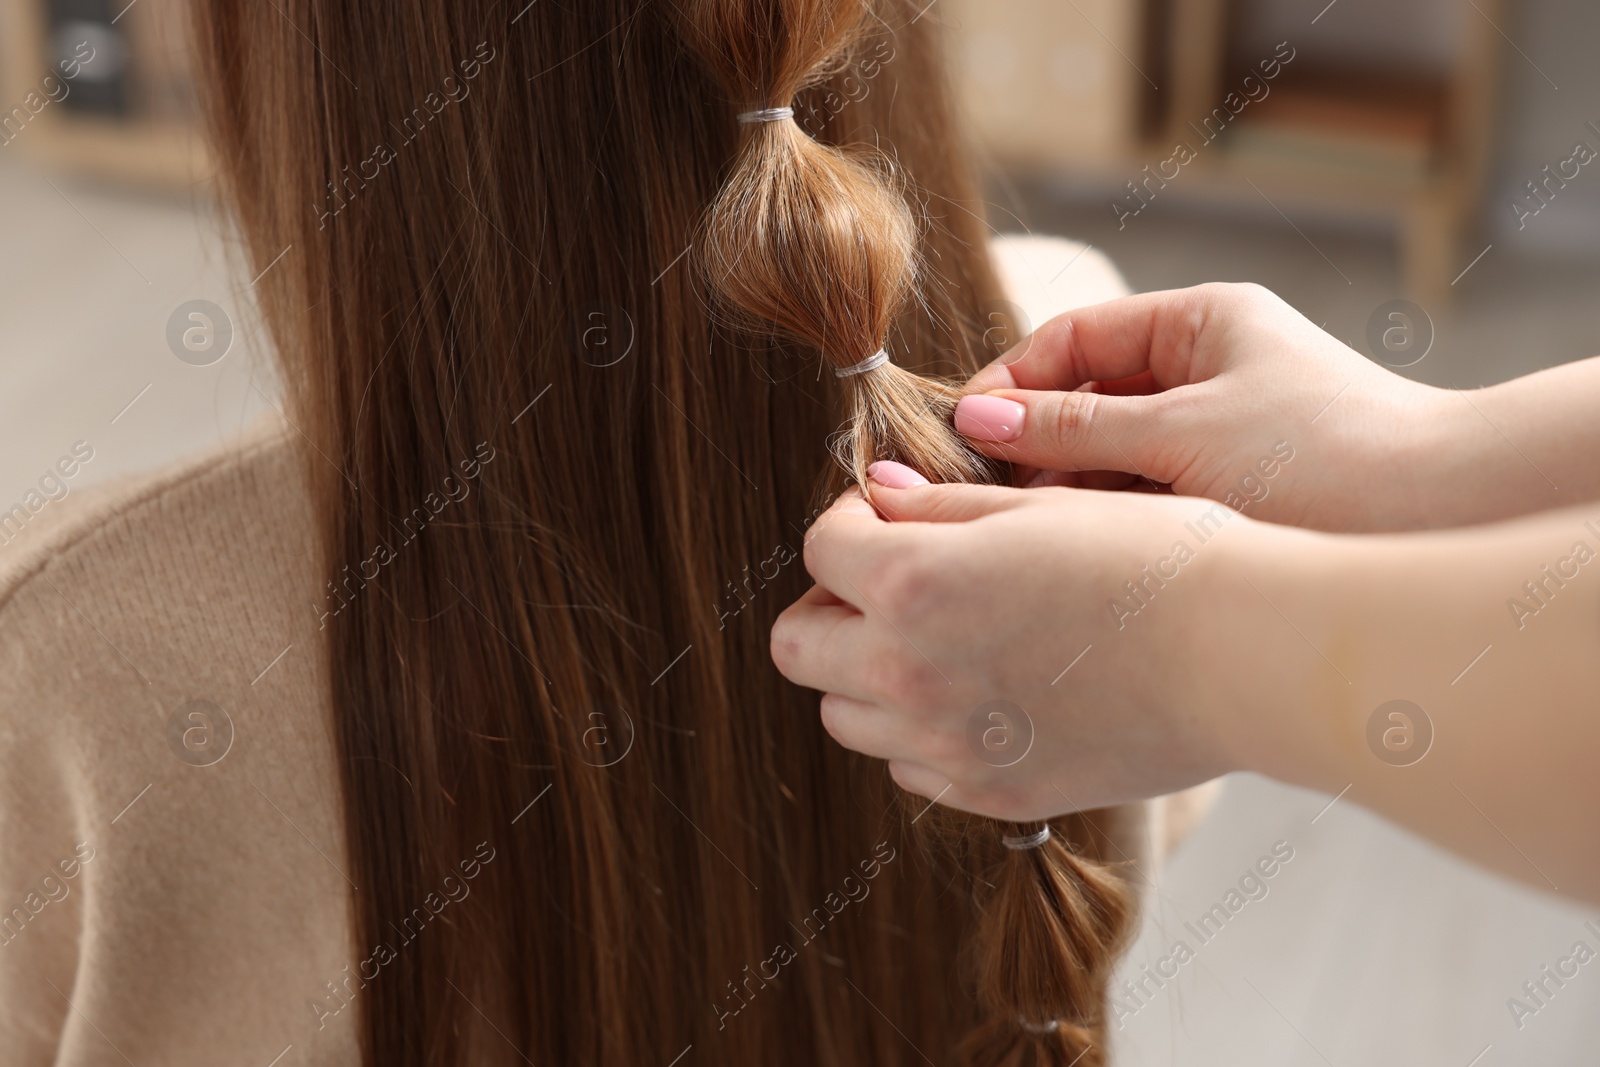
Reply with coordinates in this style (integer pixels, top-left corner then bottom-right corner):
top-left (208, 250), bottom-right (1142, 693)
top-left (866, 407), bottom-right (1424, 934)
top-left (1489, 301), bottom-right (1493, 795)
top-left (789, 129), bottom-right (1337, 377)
top-left (1389, 382), bottom-right (1505, 530)
top-left (1405, 371), bottom-right (1598, 528)
top-left (1184, 515), bottom-right (1361, 790)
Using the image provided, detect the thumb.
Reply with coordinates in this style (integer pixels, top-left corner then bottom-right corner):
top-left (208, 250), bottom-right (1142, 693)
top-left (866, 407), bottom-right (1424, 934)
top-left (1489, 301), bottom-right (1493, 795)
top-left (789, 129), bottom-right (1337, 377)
top-left (954, 389), bottom-right (1176, 482)
top-left (864, 462), bottom-right (1027, 523)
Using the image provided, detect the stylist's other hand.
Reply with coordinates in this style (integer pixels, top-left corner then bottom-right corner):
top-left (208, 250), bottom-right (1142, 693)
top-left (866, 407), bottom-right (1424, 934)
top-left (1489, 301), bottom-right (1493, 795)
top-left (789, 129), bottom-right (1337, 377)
top-left (958, 283), bottom-right (1454, 532)
top-left (771, 473), bottom-right (1255, 821)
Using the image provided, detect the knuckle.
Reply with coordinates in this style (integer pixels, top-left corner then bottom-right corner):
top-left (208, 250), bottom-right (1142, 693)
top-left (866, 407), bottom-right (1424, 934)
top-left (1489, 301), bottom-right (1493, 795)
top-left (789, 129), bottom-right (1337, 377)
top-left (1223, 280), bottom-right (1281, 313)
top-left (1043, 390), bottom-right (1100, 456)
top-left (768, 612), bottom-right (802, 676)
top-left (1196, 280), bottom-right (1248, 302)
top-left (922, 727), bottom-right (971, 769)
top-left (800, 531), bottom-right (824, 581)
top-left (866, 654), bottom-right (944, 711)
top-left (817, 693), bottom-right (852, 742)
top-left (1028, 311), bottom-right (1076, 362)
top-left (865, 551), bottom-right (929, 621)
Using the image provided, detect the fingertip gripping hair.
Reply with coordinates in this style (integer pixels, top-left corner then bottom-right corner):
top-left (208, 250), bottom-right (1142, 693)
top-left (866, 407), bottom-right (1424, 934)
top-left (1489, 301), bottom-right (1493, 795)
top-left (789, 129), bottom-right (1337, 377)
top-left (673, 2), bottom-right (1137, 1065)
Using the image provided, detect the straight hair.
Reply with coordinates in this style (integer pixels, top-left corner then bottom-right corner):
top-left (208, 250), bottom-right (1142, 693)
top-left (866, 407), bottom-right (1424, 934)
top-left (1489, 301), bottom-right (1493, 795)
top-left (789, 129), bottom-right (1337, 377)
top-left (188, 1), bottom-right (1136, 1063)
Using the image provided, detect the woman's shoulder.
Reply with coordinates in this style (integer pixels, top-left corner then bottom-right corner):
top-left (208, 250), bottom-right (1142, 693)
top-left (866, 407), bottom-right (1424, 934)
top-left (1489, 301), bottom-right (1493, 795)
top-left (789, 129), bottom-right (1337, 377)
top-left (989, 233), bottom-right (1131, 330)
top-left (0, 417), bottom-right (357, 1063)
top-left (0, 416), bottom-right (305, 618)
top-left (0, 413), bottom-right (320, 755)
top-left (0, 412), bottom-right (325, 813)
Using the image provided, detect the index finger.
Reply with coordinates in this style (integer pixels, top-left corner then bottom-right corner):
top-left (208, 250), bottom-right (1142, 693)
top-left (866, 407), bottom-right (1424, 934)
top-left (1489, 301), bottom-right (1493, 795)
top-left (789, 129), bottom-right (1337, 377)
top-left (801, 489), bottom-right (902, 611)
top-left (967, 287), bottom-right (1209, 395)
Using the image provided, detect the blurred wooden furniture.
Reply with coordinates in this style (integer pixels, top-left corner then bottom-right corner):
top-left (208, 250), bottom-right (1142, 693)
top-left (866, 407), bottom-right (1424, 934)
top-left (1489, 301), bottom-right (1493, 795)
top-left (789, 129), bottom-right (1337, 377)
top-left (935, 0), bottom-right (1154, 167)
top-left (0, 0), bottom-right (207, 189)
top-left (939, 0), bottom-right (1504, 305)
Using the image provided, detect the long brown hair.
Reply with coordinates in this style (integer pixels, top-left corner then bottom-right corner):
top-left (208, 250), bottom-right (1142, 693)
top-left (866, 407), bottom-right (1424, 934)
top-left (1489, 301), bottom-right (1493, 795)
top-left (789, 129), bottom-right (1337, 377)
top-left (189, 1), bottom-right (1134, 1064)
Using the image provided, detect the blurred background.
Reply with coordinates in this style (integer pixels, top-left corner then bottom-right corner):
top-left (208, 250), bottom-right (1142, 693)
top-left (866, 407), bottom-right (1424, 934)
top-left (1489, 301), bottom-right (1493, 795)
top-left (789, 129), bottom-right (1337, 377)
top-left (2, 0), bottom-right (1598, 1062)
top-left (946, 0), bottom-right (1600, 391)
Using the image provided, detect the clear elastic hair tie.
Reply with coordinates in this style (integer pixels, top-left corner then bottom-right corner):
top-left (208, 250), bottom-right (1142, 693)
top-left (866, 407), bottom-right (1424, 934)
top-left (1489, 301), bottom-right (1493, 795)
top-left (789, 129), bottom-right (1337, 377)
top-left (1001, 825), bottom-right (1051, 851)
top-left (738, 106), bottom-right (794, 124)
top-left (834, 348), bottom-right (890, 378)
top-left (1019, 1018), bottom-right (1061, 1035)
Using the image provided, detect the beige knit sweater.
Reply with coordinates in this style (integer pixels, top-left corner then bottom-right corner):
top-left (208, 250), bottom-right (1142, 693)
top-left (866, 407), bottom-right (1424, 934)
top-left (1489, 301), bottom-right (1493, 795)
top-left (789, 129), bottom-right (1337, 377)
top-left (0, 237), bottom-right (1213, 1065)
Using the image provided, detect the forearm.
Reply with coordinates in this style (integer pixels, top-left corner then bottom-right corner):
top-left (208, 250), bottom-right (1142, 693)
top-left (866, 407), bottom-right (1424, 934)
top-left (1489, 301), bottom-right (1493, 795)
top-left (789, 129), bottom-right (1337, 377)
top-left (1420, 355), bottom-right (1600, 527)
top-left (1202, 507), bottom-right (1600, 900)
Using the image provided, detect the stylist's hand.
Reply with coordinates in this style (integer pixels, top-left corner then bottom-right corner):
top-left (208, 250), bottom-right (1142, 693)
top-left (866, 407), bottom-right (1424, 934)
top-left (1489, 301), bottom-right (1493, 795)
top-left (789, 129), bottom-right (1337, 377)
top-left (956, 283), bottom-right (1457, 532)
top-left (771, 476), bottom-right (1261, 820)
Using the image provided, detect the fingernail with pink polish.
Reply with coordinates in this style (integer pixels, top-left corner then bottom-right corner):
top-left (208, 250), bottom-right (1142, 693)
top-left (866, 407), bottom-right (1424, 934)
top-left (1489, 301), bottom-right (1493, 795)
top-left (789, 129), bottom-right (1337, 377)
top-left (955, 395), bottom-right (1026, 443)
top-left (867, 461), bottom-right (929, 489)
